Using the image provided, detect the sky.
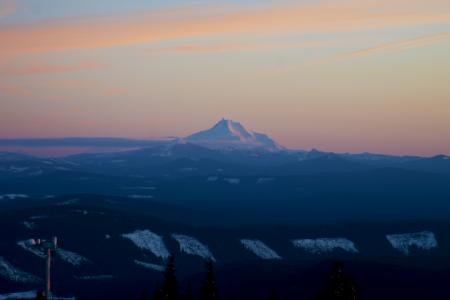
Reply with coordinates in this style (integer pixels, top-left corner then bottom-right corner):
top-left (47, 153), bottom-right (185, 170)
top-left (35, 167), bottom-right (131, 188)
top-left (0, 0), bottom-right (450, 156)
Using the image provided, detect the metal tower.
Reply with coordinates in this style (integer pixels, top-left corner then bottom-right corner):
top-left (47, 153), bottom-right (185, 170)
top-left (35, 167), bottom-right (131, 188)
top-left (32, 237), bottom-right (58, 300)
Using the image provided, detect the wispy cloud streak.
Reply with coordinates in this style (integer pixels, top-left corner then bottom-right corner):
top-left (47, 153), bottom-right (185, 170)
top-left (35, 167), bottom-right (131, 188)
top-left (0, 0), bottom-right (17, 18)
top-left (0, 82), bottom-right (31, 97)
top-left (0, 0), bottom-right (449, 57)
top-left (148, 40), bottom-right (331, 54)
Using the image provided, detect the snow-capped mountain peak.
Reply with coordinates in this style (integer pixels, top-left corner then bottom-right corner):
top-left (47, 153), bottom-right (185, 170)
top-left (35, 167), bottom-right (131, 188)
top-left (186, 119), bottom-right (284, 151)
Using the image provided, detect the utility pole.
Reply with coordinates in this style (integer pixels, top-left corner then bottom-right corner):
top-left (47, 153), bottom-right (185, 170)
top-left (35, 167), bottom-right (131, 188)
top-left (32, 237), bottom-right (58, 300)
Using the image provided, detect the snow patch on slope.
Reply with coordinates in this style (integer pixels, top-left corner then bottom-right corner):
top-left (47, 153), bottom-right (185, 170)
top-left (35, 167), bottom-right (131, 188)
top-left (128, 195), bottom-right (154, 199)
top-left (17, 240), bottom-right (45, 258)
top-left (75, 275), bottom-right (114, 280)
top-left (206, 176), bottom-right (218, 182)
top-left (29, 215), bottom-right (47, 220)
top-left (292, 238), bottom-right (359, 254)
top-left (179, 167), bottom-right (197, 173)
top-left (0, 291), bottom-right (37, 300)
top-left (22, 221), bottom-right (36, 230)
top-left (122, 230), bottom-right (170, 259)
top-left (56, 198), bottom-right (79, 206)
top-left (0, 194), bottom-right (28, 200)
top-left (256, 177), bottom-right (275, 184)
top-left (240, 239), bottom-right (281, 260)
top-left (56, 249), bottom-right (91, 267)
top-left (121, 186), bottom-right (156, 190)
top-left (172, 234), bottom-right (215, 261)
top-left (9, 166), bottom-right (29, 173)
top-left (224, 178), bottom-right (240, 184)
top-left (134, 260), bottom-right (165, 272)
top-left (386, 231), bottom-right (438, 255)
top-left (0, 257), bottom-right (42, 283)
top-left (17, 240), bottom-right (90, 266)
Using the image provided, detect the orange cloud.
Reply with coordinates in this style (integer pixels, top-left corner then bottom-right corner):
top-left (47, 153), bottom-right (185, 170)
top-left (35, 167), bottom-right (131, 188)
top-left (0, 0), bottom-right (449, 57)
top-left (317, 31), bottom-right (450, 64)
top-left (0, 61), bottom-right (102, 76)
top-left (102, 87), bottom-right (128, 97)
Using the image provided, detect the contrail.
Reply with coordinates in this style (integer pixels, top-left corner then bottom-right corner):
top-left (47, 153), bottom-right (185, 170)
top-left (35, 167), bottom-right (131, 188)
top-left (316, 31), bottom-right (450, 65)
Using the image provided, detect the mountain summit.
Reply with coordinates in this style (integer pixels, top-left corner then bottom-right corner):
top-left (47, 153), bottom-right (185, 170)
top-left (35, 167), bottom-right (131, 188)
top-left (185, 118), bottom-right (284, 151)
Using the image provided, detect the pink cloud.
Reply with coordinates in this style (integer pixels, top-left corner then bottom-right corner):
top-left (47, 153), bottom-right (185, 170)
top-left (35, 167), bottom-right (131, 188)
top-left (101, 87), bottom-right (128, 97)
top-left (0, 61), bottom-right (102, 76)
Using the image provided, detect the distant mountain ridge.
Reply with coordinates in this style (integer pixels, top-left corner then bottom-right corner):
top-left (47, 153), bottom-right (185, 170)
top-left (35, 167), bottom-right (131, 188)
top-left (0, 119), bottom-right (448, 160)
top-left (185, 118), bottom-right (284, 151)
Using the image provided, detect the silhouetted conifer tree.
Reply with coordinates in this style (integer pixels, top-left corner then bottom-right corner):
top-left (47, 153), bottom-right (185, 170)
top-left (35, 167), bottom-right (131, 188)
top-left (152, 282), bottom-right (163, 300)
top-left (316, 261), bottom-right (360, 300)
top-left (200, 259), bottom-right (219, 300)
top-left (162, 255), bottom-right (178, 300)
top-left (267, 289), bottom-right (278, 300)
top-left (183, 282), bottom-right (194, 300)
top-left (35, 291), bottom-right (45, 300)
top-left (152, 288), bottom-right (163, 300)
top-left (139, 289), bottom-right (148, 300)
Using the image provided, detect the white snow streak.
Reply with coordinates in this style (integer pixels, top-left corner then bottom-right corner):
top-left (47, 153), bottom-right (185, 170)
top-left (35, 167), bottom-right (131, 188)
top-left (127, 195), bottom-right (154, 199)
top-left (121, 186), bottom-right (156, 190)
top-left (0, 291), bottom-right (37, 300)
top-left (0, 257), bottom-right (42, 283)
top-left (54, 167), bottom-right (70, 171)
top-left (56, 249), bottom-right (91, 267)
top-left (56, 198), bottom-right (79, 206)
top-left (134, 260), bottom-right (165, 272)
top-left (75, 275), bottom-right (114, 280)
top-left (0, 194), bottom-right (28, 200)
top-left (386, 231), bottom-right (438, 255)
top-left (206, 176), bottom-right (218, 182)
top-left (22, 221), bottom-right (36, 230)
top-left (292, 238), bottom-right (359, 254)
top-left (172, 234), bottom-right (215, 261)
top-left (17, 240), bottom-right (45, 259)
top-left (256, 178), bottom-right (275, 184)
top-left (9, 167), bottom-right (29, 173)
top-left (224, 178), bottom-right (240, 184)
top-left (29, 170), bottom-right (43, 176)
top-left (29, 215), bottom-right (47, 220)
top-left (240, 239), bottom-right (281, 260)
